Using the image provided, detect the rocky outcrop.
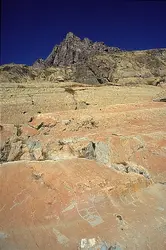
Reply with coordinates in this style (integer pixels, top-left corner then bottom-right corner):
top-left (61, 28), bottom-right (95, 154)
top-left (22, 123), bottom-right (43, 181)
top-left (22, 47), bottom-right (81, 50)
top-left (1, 101), bottom-right (166, 183)
top-left (0, 64), bottom-right (38, 83)
top-left (43, 32), bottom-right (120, 67)
top-left (1, 159), bottom-right (166, 249)
top-left (1, 32), bottom-right (166, 85)
top-left (32, 58), bottom-right (45, 69)
top-left (0, 63), bottom-right (74, 83)
top-left (1, 90), bottom-right (166, 248)
top-left (32, 32), bottom-right (166, 85)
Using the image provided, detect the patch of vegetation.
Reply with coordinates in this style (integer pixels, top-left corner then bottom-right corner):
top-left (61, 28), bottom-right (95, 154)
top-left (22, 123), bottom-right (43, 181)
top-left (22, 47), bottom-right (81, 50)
top-left (17, 84), bottom-right (26, 88)
top-left (64, 87), bottom-right (75, 95)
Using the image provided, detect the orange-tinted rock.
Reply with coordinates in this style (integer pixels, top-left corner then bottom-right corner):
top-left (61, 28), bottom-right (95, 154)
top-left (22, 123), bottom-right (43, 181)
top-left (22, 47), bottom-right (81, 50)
top-left (1, 102), bottom-right (166, 179)
top-left (0, 159), bottom-right (165, 249)
top-left (21, 124), bottom-right (39, 137)
top-left (19, 102), bottom-right (166, 180)
top-left (1, 101), bottom-right (166, 249)
top-left (28, 114), bottom-right (57, 129)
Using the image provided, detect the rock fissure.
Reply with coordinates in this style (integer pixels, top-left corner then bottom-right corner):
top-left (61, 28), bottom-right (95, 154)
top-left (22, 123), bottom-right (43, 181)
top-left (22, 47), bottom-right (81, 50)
top-left (111, 162), bottom-right (151, 180)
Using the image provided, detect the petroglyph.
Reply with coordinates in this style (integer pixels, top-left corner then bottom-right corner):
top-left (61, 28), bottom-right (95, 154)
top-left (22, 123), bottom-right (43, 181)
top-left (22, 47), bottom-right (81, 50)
top-left (0, 205), bottom-right (6, 213)
top-left (77, 206), bottom-right (104, 227)
top-left (10, 189), bottom-right (30, 210)
top-left (76, 198), bottom-right (104, 227)
top-left (0, 232), bottom-right (8, 239)
top-left (62, 201), bottom-right (77, 213)
top-left (80, 238), bottom-right (96, 249)
top-left (52, 228), bottom-right (69, 247)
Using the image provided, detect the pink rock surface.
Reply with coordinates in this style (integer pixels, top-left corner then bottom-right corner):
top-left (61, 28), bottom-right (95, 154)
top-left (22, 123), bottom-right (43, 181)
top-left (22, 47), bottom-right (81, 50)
top-left (0, 101), bottom-right (166, 249)
top-left (0, 159), bottom-right (166, 249)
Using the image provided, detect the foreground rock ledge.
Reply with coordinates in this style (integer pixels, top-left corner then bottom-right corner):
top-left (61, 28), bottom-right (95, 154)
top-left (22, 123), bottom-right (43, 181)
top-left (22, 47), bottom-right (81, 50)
top-left (0, 101), bottom-right (166, 249)
top-left (0, 159), bottom-right (166, 250)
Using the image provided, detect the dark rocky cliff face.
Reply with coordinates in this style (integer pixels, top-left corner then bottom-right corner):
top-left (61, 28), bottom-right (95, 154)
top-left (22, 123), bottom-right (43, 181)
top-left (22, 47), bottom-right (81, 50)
top-left (1, 32), bottom-right (166, 85)
top-left (35, 32), bottom-right (120, 68)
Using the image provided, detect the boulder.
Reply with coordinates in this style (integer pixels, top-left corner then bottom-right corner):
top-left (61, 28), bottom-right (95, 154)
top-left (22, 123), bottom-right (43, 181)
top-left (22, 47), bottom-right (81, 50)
top-left (7, 140), bottom-right (22, 161)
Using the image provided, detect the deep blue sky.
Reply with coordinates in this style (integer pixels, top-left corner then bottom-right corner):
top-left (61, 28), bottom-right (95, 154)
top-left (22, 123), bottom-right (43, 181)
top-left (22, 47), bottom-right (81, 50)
top-left (1, 0), bottom-right (166, 65)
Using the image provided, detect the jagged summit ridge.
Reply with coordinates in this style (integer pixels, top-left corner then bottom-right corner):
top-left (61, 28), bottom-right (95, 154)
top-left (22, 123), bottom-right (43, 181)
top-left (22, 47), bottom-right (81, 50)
top-left (33, 32), bottom-right (120, 68)
top-left (1, 32), bottom-right (166, 85)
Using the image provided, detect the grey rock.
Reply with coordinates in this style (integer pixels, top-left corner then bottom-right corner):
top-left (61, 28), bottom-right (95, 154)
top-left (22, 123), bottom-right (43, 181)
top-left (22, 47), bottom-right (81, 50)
top-left (0, 140), bottom-right (11, 163)
top-left (95, 142), bottom-right (110, 165)
top-left (0, 232), bottom-right (8, 239)
top-left (31, 32), bottom-right (166, 85)
top-left (79, 238), bottom-right (111, 250)
top-left (82, 142), bottom-right (96, 159)
top-left (81, 141), bottom-right (110, 165)
top-left (43, 32), bottom-right (120, 68)
top-left (33, 58), bottom-right (45, 69)
top-left (26, 140), bottom-right (41, 151)
top-left (111, 162), bottom-right (151, 179)
top-left (153, 98), bottom-right (166, 102)
top-left (1, 32), bottom-right (166, 85)
top-left (33, 147), bottom-right (43, 160)
top-left (109, 245), bottom-right (123, 250)
top-left (7, 141), bottom-right (22, 161)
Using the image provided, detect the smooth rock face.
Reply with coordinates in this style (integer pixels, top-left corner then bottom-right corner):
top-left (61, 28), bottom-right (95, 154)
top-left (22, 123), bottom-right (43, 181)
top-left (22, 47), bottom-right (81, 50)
top-left (0, 159), bottom-right (166, 250)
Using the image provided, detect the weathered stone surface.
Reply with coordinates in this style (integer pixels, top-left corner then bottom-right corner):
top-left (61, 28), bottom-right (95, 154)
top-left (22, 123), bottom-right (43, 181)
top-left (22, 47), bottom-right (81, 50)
top-left (7, 140), bottom-right (22, 162)
top-left (0, 124), bottom-right (17, 150)
top-left (32, 58), bottom-right (45, 69)
top-left (1, 82), bottom-right (165, 125)
top-left (0, 159), bottom-right (166, 249)
top-left (78, 238), bottom-right (122, 249)
top-left (1, 102), bottom-right (166, 183)
top-left (33, 33), bottom-right (166, 84)
top-left (44, 32), bottom-right (120, 67)
top-left (153, 97), bottom-right (166, 102)
top-left (20, 151), bottom-right (32, 160)
top-left (1, 80), bottom-right (166, 249)
top-left (1, 33), bottom-right (166, 85)
top-left (33, 147), bottom-right (43, 160)
top-left (21, 124), bottom-right (39, 137)
top-left (0, 64), bottom-right (38, 83)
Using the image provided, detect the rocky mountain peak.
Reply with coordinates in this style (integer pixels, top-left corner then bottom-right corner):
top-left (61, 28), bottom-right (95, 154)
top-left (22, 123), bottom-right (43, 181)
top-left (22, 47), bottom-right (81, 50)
top-left (83, 37), bottom-right (93, 45)
top-left (2, 32), bottom-right (163, 85)
top-left (33, 32), bottom-right (121, 68)
top-left (65, 32), bottom-right (79, 41)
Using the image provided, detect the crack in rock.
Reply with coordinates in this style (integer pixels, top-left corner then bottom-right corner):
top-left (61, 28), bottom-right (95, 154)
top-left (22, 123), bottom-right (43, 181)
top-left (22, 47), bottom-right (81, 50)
top-left (81, 141), bottom-right (110, 165)
top-left (111, 161), bottom-right (151, 179)
top-left (0, 140), bottom-right (11, 163)
top-left (153, 98), bottom-right (166, 102)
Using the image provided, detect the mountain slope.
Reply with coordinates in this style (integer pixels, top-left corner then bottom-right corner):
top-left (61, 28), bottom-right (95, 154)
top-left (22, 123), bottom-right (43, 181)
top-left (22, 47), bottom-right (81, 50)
top-left (1, 32), bottom-right (166, 85)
